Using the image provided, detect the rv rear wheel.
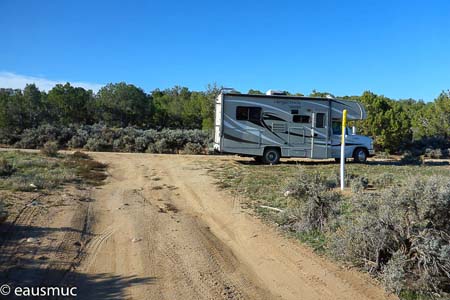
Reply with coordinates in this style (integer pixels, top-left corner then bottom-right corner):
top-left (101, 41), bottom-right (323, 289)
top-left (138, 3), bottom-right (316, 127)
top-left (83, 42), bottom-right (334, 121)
top-left (353, 148), bottom-right (368, 163)
top-left (263, 148), bottom-right (281, 165)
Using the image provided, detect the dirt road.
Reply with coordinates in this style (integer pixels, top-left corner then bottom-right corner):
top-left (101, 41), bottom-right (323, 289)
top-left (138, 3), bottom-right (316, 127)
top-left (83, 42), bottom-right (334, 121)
top-left (63, 153), bottom-right (391, 300)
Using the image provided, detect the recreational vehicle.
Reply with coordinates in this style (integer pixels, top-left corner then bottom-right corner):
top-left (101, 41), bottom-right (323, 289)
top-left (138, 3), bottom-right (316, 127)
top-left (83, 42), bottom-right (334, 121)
top-left (214, 90), bottom-right (375, 164)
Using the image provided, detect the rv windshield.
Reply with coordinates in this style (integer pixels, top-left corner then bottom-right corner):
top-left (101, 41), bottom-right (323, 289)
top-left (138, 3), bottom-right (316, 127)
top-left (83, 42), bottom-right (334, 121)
top-left (332, 120), bottom-right (341, 135)
top-left (332, 120), bottom-right (351, 135)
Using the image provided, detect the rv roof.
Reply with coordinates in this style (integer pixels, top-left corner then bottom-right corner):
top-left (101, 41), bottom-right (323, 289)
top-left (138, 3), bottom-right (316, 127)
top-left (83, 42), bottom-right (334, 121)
top-left (222, 92), bottom-right (337, 102)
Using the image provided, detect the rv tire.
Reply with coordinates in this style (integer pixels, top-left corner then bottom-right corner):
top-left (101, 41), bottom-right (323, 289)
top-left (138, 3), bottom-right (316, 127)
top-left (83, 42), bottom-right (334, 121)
top-left (353, 147), bottom-right (368, 163)
top-left (263, 148), bottom-right (281, 165)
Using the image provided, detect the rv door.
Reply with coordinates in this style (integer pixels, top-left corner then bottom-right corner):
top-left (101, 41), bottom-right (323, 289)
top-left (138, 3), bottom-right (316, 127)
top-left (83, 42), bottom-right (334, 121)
top-left (311, 111), bottom-right (329, 159)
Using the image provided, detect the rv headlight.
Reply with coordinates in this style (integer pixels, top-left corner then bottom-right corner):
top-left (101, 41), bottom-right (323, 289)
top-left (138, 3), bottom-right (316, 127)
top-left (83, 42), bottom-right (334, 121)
top-left (370, 141), bottom-right (374, 149)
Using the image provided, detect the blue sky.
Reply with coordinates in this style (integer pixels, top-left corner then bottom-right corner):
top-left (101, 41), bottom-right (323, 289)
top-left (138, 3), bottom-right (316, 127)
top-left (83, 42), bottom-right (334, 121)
top-left (1, 0), bottom-right (449, 101)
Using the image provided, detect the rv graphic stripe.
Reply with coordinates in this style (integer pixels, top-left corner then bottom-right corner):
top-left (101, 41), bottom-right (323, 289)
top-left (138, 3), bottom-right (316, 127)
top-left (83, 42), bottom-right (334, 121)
top-left (224, 114), bottom-right (282, 145)
top-left (223, 133), bottom-right (259, 144)
top-left (262, 113), bottom-right (287, 122)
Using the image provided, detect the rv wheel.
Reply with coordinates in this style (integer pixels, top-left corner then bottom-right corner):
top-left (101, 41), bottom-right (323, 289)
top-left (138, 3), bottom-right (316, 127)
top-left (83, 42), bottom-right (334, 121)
top-left (353, 148), bottom-right (368, 163)
top-left (263, 148), bottom-right (281, 165)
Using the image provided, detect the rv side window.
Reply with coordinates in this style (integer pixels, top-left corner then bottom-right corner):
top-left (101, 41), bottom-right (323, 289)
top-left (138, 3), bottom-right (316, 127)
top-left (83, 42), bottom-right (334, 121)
top-left (316, 113), bottom-right (325, 128)
top-left (236, 107), bottom-right (248, 120)
top-left (236, 107), bottom-right (262, 121)
top-left (248, 107), bottom-right (261, 122)
top-left (293, 115), bottom-right (310, 123)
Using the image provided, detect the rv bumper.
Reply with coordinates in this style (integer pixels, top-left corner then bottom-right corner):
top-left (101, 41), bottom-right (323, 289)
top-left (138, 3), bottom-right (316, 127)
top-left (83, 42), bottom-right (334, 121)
top-left (368, 149), bottom-right (375, 156)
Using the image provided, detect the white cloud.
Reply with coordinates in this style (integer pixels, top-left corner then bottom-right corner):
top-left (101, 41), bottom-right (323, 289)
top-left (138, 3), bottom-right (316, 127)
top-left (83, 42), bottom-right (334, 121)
top-left (0, 71), bottom-right (104, 92)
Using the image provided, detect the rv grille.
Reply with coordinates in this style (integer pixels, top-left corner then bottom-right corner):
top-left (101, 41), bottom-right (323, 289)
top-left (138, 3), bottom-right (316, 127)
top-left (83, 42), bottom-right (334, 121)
top-left (272, 123), bottom-right (286, 133)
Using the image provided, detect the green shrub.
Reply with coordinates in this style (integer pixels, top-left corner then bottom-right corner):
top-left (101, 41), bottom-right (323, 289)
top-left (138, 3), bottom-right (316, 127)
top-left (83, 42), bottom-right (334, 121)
top-left (350, 176), bottom-right (368, 193)
top-left (71, 151), bottom-right (91, 159)
top-left (67, 134), bottom-right (87, 148)
top-left (40, 141), bottom-right (59, 157)
top-left (84, 138), bottom-right (112, 152)
top-left (284, 171), bottom-right (342, 232)
top-left (400, 151), bottom-right (423, 165)
top-left (330, 176), bottom-right (450, 296)
top-left (13, 124), bottom-right (76, 149)
top-left (377, 151), bottom-right (390, 160)
top-left (0, 158), bottom-right (15, 176)
top-left (7, 124), bottom-right (211, 154)
top-left (381, 250), bottom-right (408, 295)
top-left (134, 136), bottom-right (150, 152)
top-left (154, 138), bottom-right (172, 154)
top-left (373, 173), bottom-right (394, 188)
top-left (183, 142), bottom-right (204, 154)
top-left (424, 148), bottom-right (443, 159)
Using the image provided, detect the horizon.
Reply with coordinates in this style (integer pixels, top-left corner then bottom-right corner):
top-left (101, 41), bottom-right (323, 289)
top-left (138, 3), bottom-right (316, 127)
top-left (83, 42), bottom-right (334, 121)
top-left (0, 70), bottom-right (446, 101)
top-left (1, 0), bottom-right (449, 101)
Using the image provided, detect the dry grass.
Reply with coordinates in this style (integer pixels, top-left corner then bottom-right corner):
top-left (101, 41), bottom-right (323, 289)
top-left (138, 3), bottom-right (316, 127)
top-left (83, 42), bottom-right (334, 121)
top-left (0, 151), bottom-right (107, 191)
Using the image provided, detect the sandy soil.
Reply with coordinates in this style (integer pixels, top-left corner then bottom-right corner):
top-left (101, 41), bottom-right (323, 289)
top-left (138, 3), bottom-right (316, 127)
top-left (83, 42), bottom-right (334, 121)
top-left (0, 152), bottom-right (396, 300)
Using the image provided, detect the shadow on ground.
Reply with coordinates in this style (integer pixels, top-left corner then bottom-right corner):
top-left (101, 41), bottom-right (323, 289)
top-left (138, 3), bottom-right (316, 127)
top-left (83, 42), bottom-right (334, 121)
top-left (0, 222), bottom-right (155, 300)
top-left (1, 267), bottom-right (156, 299)
top-left (235, 159), bottom-right (450, 167)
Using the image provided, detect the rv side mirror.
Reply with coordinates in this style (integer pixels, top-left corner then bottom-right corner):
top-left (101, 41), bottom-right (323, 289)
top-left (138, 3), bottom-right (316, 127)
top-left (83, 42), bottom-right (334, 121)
top-left (352, 126), bottom-right (357, 135)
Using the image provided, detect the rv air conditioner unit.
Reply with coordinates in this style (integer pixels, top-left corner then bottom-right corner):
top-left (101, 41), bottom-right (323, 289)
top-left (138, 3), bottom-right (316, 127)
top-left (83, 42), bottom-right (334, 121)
top-left (266, 90), bottom-right (287, 96)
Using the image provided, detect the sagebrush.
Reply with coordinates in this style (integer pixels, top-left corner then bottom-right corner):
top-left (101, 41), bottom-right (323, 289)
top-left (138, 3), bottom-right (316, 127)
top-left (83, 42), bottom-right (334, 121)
top-left (6, 124), bottom-right (212, 154)
top-left (331, 176), bottom-right (450, 296)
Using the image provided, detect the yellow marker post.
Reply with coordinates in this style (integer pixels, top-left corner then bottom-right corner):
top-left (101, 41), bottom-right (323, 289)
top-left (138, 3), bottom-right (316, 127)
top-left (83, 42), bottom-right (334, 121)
top-left (340, 109), bottom-right (347, 190)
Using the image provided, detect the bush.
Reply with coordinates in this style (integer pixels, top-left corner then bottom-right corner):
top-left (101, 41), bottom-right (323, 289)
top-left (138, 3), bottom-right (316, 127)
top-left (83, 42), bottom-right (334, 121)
top-left (381, 250), bottom-right (408, 295)
top-left (84, 138), bottom-right (112, 152)
top-left (0, 158), bottom-right (15, 176)
top-left (5, 124), bottom-right (211, 154)
top-left (400, 151), bottom-right (423, 165)
top-left (68, 135), bottom-right (87, 149)
top-left (14, 124), bottom-right (60, 149)
top-left (330, 176), bottom-right (450, 296)
top-left (72, 151), bottom-right (91, 160)
top-left (40, 141), bottom-right (59, 157)
top-left (424, 148), bottom-right (443, 159)
top-left (284, 171), bottom-right (342, 232)
top-left (183, 142), bottom-right (204, 154)
top-left (373, 173), bottom-right (394, 188)
top-left (153, 138), bottom-right (172, 154)
top-left (134, 136), bottom-right (150, 152)
top-left (350, 176), bottom-right (368, 193)
top-left (376, 151), bottom-right (390, 160)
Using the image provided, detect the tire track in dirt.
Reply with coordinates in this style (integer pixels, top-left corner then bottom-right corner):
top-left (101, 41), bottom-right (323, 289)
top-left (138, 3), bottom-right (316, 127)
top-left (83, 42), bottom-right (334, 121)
top-left (149, 154), bottom-right (395, 300)
top-left (81, 225), bottom-right (116, 272)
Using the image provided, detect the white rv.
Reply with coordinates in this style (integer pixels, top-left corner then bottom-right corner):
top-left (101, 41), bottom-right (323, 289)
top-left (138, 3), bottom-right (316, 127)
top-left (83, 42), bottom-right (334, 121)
top-left (214, 90), bottom-right (375, 164)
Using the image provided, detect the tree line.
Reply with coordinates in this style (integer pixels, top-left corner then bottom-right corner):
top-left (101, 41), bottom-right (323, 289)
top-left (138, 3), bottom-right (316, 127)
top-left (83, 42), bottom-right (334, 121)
top-left (0, 82), bottom-right (219, 132)
top-left (0, 82), bottom-right (449, 153)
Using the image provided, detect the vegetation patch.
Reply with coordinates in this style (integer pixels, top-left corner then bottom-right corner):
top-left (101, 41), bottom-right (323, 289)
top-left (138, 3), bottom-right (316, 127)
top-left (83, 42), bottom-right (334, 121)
top-left (0, 151), bottom-right (107, 192)
top-left (204, 159), bottom-right (450, 298)
top-left (4, 124), bottom-right (212, 155)
top-left (0, 157), bottom-right (15, 176)
top-left (40, 141), bottom-right (59, 157)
